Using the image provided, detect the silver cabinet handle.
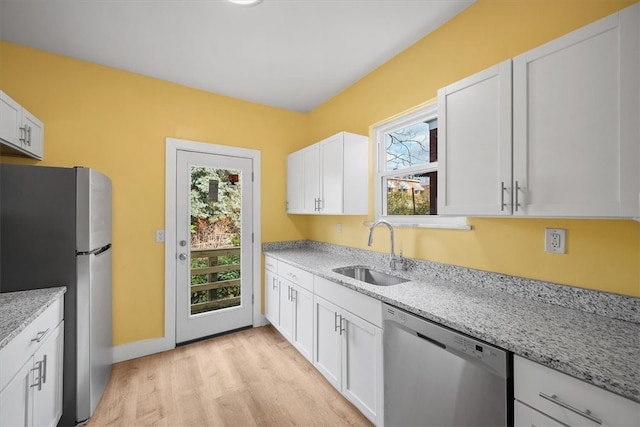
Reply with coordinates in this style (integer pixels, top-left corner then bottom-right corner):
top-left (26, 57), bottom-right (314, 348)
top-left (515, 181), bottom-right (521, 212)
top-left (500, 181), bottom-right (507, 211)
top-left (317, 198), bottom-right (322, 212)
top-left (287, 285), bottom-right (292, 301)
top-left (288, 272), bottom-right (298, 281)
top-left (272, 277), bottom-right (278, 290)
top-left (26, 125), bottom-right (32, 146)
top-left (290, 288), bottom-right (297, 302)
top-left (31, 361), bottom-right (43, 391)
top-left (19, 126), bottom-right (26, 143)
top-left (334, 312), bottom-right (341, 332)
top-left (340, 317), bottom-right (346, 335)
top-left (31, 329), bottom-right (49, 343)
top-left (314, 198), bottom-right (319, 212)
top-left (539, 393), bottom-right (602, 425)
top-left (178, 253), bottom-right (187, 261)
top-left (41, 355), bottom-right (47, 384)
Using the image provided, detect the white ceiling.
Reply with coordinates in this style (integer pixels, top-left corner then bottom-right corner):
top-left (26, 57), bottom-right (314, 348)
top-left (0, 0), bottom-right (475, 112)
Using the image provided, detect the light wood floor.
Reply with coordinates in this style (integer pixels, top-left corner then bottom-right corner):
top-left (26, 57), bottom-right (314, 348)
top-left (87, 325), bottom-right (373, 426)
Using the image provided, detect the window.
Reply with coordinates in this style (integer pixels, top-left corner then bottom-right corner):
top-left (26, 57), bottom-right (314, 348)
top-left (373, 102), bottom-right (468, 228)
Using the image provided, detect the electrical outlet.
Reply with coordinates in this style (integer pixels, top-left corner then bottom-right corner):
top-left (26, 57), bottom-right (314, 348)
top-left (545, 228), bottom-right (566, 254)
top-left (155, 229), bottom-right (165, 243)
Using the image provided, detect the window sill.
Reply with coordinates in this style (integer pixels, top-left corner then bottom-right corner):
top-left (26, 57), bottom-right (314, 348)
top-left (363, 219), bottom-right (472, 230)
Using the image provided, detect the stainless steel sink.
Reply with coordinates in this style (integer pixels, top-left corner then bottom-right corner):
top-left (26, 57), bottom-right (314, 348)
top-left (333, 266), bottom-right (409, 286)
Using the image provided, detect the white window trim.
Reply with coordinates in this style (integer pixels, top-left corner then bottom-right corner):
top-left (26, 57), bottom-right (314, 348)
top-left (372, 101), bottom-right (471, 230)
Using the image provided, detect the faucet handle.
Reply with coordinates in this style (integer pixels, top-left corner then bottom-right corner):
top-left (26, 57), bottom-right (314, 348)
top-left (391, 251), bottom-right (406, 271)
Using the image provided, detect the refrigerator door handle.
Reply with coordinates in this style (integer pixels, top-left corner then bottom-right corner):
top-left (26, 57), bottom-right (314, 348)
top-left (77, 243), bottom-right (112, 257)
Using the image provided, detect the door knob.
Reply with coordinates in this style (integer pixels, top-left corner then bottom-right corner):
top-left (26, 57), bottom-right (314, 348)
top-left (178, 253), bottom-right (187, 261)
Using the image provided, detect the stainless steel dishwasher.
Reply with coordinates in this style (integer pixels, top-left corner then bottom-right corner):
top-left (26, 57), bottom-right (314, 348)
top-left (383, 303), bottom-right (512, 427)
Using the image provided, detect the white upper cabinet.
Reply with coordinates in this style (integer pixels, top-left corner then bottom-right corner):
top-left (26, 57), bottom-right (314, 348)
top-left (438, 60), bottom-right (513, 216)
top-left (0, 90), bottom-right (44, 160)
top-left (286, 131), bottom-right (369, 215)
top-left (513, 4), bottom-right (639, 217)
top-left (438, 4), bottom-right (639, 218)
top-left (285, 151), bottom-right (304, 213)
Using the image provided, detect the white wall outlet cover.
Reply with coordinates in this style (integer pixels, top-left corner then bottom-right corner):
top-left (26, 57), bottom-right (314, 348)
top-left (155, 229), bottom-right (165, 243)
top-left (545, 228), bottom-right (566, 254)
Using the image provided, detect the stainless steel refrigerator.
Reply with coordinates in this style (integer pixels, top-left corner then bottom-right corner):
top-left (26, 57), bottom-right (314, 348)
top-left (0, 164), bottom-right (113, 426)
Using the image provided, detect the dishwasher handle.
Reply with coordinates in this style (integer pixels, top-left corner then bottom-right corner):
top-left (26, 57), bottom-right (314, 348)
top-left (417, 332), bottom-right (446, 349)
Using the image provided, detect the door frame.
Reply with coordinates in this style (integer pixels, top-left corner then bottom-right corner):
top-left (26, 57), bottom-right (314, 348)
top-left (165, 137), bottom-right (264, 346)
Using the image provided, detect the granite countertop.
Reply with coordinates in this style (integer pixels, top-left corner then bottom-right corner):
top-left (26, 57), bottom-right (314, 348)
top-left (264, 245), bottom-right (640, 404)
top-left (0, 287), bottom-right (67, 350)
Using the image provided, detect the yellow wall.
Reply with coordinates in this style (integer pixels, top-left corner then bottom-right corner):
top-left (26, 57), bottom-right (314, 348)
top-left (0, 42), bottom-right (310, 345)
top-left (307, 0), bottom-right (640, 297)
top-left (1, 0), bottom-right (638, 348)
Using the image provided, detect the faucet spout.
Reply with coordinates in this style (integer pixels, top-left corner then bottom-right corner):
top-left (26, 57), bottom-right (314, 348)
top-left (367, 219), bottom-right (396, 264)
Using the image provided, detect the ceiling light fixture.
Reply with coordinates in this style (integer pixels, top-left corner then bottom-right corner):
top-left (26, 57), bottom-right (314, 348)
top-left (229, 0), bottom-right (264, 6)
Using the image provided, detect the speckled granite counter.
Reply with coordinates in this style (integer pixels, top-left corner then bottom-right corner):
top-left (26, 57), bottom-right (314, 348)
top-left (0, 287), bottom-right (67, 350)
top-left (264, 242), bottom-right (640, 404)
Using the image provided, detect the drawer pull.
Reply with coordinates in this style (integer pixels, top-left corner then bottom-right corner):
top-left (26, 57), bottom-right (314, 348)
top-left (31, 329), bottom-right (49, 343)
top-left (539, 392), bottom-right (602, 425)
top-left (31, 361), bottom-right (43, 391)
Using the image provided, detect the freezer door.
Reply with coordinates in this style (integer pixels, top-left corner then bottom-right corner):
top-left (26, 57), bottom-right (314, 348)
top-left (76, 167), bottom-right (112, 252)
top-left (76, 246), bottom-right (112, 422)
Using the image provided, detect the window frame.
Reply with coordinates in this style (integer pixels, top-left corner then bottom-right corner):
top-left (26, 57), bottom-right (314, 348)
top-left (372, 101), bottom-right (469, 229)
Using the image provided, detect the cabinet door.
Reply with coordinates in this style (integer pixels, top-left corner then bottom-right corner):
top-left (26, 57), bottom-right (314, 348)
top-left (302, 145), bottom-right (321, 213)
top-left (341, 312), bottom-right (383, 425)
top-left (32, 322), bottom-right (64, 427)
top-left (277, 279), bottom-right (293, 342)
top-left (319, 134), bottom-right (344, 214)
top-left (291, 285), bottom-right (314, 363)
top-left (265, 269), bottom-right (280, 326)
top-left (313, 296), bottom-right (341, 390)
top-left (0, 91), bottom-right (22, 148)
top-left (0, 356), bottom-right (34, 427)
top-left (437, 60), bottom-right (513, 216)
top-left (513, 5), bottom-right (639, 217)
top-left (515, 400), bottom-right (565, 427)
top-left (22, 110), bottom-right (44, 160)
top-left (286, 151), bottom-right (303, 213)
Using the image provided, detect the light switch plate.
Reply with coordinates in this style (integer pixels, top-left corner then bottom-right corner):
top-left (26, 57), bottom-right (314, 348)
top-left (155, 229), bottom-right (165, 243)
top-left (545, 228), bottom-right (566, 254)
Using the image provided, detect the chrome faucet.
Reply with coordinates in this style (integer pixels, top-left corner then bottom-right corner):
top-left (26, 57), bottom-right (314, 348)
top-left (367, 219), bottom-right (404, 270)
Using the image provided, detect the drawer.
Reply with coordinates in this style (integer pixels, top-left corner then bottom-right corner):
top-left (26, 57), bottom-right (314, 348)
top-left (314, 276), bottom-right (382, 327)
top-left (265, 255), bottom-right (278, 273)
top-left (0, 296), bottom-right (64, 391)
top-left (514, 355), bottom-right (639, 426)
top-left (278, 261), bottom-right (313, 292)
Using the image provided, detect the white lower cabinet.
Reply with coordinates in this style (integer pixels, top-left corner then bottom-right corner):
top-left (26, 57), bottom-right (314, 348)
top-left (515, 400), bottom-right (566, 427)
top-left (313, 277), bottom-right (383, 425)
top-left (514, 355), bottom-right (640, 427)
top-left (264, 258), bottom-right (383, 425)
top-left (264, 257), bottom-right (314, 363)
top-left (0, 296), bottom-right (64, 427)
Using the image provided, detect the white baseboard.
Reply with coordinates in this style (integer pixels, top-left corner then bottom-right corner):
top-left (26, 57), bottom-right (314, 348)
top-left (113, 336), bottom-right (174, 363)
top-left (114, 315), bottom-right (267, 363)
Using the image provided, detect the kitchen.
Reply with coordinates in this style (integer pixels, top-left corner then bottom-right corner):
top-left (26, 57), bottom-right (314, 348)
top-left (1, 0), bottom-right (639, 426)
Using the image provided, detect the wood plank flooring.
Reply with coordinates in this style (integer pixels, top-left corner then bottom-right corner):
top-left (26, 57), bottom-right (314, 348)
top-left (87, 326), bottom-right (373, 426)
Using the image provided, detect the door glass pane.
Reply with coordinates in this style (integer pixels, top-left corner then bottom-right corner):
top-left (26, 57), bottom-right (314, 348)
top-left (189, 166), bottom-right (242, 315)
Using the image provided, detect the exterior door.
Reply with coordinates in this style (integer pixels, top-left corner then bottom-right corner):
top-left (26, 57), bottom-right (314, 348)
top-left (176, 150), bottom-right (253, 343)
